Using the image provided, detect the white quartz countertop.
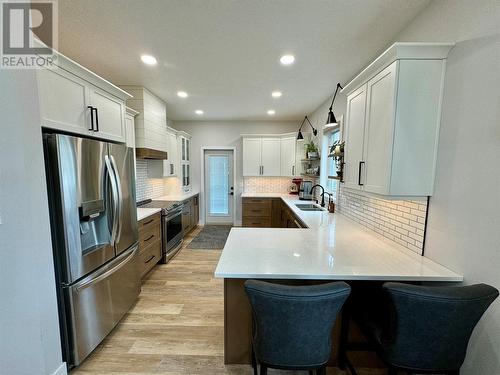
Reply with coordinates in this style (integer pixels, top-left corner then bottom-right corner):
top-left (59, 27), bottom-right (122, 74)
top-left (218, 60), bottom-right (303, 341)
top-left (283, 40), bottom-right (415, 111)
top-left (137, 207), bottom-right (161, 221)
top-left (214, 196), bottom-right (463, 282)
top-left (156, 190), bottom-right (199, 202)
top-left (241, 192), bottom-right (293, 198)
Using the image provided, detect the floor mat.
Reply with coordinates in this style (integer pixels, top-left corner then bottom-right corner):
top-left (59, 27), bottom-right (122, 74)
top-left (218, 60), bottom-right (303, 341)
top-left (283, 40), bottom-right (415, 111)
top-left (186, 225), bottom-right (232, 249)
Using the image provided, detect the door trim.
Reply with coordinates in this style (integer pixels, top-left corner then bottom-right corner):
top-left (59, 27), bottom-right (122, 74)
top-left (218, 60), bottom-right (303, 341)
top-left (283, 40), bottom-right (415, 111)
top-left (200, 147), bottom-right (236, 226)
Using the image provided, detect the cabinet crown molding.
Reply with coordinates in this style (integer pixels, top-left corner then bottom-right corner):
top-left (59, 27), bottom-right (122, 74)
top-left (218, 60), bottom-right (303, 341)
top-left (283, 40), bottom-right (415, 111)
top-left (342, 42), bottom-right (455, 94)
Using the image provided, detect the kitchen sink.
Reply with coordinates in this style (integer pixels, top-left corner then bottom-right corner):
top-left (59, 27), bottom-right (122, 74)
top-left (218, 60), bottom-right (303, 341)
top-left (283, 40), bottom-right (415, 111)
top-left (295, 203), bottom-right (325, 211)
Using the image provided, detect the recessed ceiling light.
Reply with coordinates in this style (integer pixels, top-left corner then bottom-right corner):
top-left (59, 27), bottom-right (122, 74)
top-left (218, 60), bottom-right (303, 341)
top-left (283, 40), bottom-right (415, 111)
top-left (195, 110), bottom-right (204, 115)
top-left (140, 54), bottom-right (157, 65)
top-left (272, 91), bottom-right (282, 98)
top-left (267, 110), bottom-right (276, 115)
top-left (177, 91), bottom-right (188, 98)
top-left (280, 54), bottom-right (295, 65)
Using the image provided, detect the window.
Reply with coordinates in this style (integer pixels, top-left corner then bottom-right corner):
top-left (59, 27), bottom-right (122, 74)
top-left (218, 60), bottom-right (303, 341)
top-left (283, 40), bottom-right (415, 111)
top-left (208, 155), bottom-right (229, 215)
top-left (325, 130), bottom-right (340, 197)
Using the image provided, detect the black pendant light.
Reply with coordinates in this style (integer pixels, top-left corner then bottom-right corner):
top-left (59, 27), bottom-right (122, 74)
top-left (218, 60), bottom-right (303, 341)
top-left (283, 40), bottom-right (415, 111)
top-left (297, 116), bottom-right (317, 140)
top-left (326, 83), bottom-right (343, 126)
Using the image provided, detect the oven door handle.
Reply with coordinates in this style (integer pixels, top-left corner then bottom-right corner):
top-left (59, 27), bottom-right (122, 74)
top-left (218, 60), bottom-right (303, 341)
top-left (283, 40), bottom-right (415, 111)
top-left (164, 209), bottom-right (182, 220)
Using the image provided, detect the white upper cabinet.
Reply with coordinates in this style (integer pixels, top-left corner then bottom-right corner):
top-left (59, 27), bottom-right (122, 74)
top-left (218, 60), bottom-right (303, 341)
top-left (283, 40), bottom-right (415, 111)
top-left (343, 84), bottom-right (368, 191)
top-left (342, 42), bottom-right (454, 196)
top-left (261, 138), bottom-right (281, 176)
top-left (37, 53), bottom-right (130, 143)
top-left (37, 67), bottom-right (90, 134)
top-left (243, 136), bottom-right (293, 177)
top-left (88, 86), bottom-right (125, 142)
top-left (163, 131), bottom-right (178, 176)
top-left (362, 61), bottom-right (398, 194)
top-left (243, 138), bottom-right (262, 176)
top-left (280, 136), bottom-right (297, 176)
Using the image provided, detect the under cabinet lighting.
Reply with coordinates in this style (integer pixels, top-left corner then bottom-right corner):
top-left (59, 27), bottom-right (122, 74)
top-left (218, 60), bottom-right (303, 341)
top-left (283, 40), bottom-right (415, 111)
top-left (267, 110), bottom-right (276, 115)
top-left (272, 91), bottom-right (282, 98)
top-left (195, 110), bottom-right (204, 115)
top-left (177, 91), bottom-right (188, 98)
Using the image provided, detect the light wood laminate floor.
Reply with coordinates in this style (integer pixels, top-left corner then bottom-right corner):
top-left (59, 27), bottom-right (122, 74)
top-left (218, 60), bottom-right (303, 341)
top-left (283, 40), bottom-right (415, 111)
top-left (73, 226), bottom-right (384, 375)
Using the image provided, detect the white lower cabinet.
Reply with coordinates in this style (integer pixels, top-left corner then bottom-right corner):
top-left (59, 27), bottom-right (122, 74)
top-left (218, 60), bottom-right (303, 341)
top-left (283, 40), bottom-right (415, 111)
top-left (37, 56), bottom-right (129, 143)
top-left (342, 43), bottom-right (451, 196)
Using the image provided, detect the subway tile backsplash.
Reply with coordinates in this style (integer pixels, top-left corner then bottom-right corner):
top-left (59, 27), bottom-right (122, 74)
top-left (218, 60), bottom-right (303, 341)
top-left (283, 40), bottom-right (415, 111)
top-left (135, 160), bottom-right (165, 202)
top-left (337, 187), bottom-right (427, 254)
top-left (243, 177), bottom-right (294, 193)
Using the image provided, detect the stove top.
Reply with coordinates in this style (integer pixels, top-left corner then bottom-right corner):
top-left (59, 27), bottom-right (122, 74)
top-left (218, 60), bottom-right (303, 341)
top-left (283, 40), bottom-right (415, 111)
top-left (137, 199), bottom-right (182, 214)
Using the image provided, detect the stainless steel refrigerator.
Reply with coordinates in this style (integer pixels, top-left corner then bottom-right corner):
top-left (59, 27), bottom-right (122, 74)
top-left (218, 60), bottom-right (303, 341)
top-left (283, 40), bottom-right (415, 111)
top-left (43, 133), bottom-right (140, 369)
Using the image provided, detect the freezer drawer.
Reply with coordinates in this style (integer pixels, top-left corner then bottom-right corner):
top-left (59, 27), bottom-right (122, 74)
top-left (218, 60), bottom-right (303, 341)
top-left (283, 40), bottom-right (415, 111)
top-left (66, 244), bottom-right (140, 366)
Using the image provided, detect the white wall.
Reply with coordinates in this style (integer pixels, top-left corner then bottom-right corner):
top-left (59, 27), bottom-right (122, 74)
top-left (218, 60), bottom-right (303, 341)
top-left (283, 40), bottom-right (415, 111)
top-left (0, 71), bottom-right (66, 375)
top-left (394, 1), bottom-right (500, 373)
top-left (173, 121), bottom-right (298, 224)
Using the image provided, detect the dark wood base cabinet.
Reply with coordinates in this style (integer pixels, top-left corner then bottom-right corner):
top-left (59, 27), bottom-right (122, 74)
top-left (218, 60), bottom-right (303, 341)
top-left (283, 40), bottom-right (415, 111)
top-left (138, 212), bottom-right (162, 278)
top-left (242, 197), bottom-right (306, 228)
top-left (183, 194), bottom-right (200, 235)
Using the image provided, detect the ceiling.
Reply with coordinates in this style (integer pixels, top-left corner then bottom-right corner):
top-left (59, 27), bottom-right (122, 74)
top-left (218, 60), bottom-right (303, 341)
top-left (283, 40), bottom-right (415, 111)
top-left (58, 0), bottom-right (430, 121)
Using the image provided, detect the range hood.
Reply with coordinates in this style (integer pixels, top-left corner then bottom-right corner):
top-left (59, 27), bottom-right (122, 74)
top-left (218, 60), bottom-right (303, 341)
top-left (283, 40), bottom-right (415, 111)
top-left (135, 148), bottom-right (168, 160)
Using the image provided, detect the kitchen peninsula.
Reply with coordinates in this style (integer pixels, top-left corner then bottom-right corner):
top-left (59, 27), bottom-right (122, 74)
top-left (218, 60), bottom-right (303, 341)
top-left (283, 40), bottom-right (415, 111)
top-left (214, 194), bottom-right (463, 364)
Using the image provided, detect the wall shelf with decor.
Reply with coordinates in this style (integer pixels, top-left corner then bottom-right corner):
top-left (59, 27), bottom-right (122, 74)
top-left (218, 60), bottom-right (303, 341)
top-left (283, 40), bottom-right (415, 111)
top-left (301, 158), bottom-right (320, 162)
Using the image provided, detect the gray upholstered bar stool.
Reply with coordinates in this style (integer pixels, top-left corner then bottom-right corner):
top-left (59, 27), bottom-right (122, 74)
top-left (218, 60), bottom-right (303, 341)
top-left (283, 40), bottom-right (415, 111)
top-left (244, 280), bottom-right (351, 375)
top-left (344, 282), bottom-right (499, 375)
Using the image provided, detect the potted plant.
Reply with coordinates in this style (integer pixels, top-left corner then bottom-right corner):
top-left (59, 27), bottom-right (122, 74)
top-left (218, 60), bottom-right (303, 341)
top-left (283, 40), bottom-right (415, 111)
top-left (305, 141), bottom-right (319, 159)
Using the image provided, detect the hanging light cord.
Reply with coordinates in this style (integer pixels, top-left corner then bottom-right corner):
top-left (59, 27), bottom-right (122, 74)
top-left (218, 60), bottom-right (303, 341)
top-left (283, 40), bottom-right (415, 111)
top-left (328, 83), bottom-right (343, 111)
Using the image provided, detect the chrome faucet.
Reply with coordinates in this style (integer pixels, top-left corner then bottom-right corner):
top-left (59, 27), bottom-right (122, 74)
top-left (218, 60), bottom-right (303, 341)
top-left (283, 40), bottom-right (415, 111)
top-left (310, 184), bottom-right (325, 207)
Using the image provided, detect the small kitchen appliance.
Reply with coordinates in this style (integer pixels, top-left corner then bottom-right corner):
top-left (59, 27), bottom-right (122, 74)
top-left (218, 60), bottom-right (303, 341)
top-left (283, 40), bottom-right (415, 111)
top-left (299, 180), bottom-right (314, 200)
top-left (290, 178), bottom-right (302, 195)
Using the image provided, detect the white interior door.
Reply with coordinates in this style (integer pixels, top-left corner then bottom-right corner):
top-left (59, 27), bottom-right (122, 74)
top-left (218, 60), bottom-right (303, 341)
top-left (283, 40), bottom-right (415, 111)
top-left (204, 150), bottom-right (234, 225)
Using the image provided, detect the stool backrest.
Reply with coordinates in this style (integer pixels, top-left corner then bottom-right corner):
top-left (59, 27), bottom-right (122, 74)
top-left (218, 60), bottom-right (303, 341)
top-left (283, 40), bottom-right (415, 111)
top-left (382, 282), bottom-right (499, 371)
top-left (244, 280), bottom-right (350, 368)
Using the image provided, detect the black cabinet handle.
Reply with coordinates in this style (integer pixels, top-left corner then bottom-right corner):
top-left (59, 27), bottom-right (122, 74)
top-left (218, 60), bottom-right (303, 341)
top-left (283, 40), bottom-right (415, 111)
top-left (358, 161), bottom-right (365, 186)
top-left (87, 106), bottom-right (94, 130)
top-left (145, 255), bottom-right (155, 263)
top-left (92, 107), bottom-right (99, 132)
top-left (144, 234), bottom-right (155, 242)
top-left (142, 218), bottom-right (154, 226)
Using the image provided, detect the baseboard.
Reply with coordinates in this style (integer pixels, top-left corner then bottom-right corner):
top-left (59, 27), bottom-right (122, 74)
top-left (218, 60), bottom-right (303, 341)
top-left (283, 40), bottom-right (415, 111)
top-left (51, 363), bottom-right (67, 375)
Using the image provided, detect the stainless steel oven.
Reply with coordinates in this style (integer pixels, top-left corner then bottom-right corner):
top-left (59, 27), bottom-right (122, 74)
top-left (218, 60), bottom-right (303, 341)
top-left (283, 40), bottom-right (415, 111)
top-left (162, 203), bottom-right (183, 262)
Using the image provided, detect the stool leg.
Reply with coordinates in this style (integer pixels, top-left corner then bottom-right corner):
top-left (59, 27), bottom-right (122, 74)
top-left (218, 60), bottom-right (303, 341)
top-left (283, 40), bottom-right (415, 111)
top-left (338, 306), bottom-right (350, 370)
top-left (259, 364), bottom-right (267, 375)
top-left (316, 367), bottom-right (326, 375)
top-left (251, 347), bottom-right (257, 375)
top-left (309, 371), bottom-right (314, 375)
top-left (387, 367), bottom-right (397, 375)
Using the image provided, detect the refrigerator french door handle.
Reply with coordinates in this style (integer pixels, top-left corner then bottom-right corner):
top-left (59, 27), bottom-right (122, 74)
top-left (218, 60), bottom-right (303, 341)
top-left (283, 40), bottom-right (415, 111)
top-left (104, 155), bottom-right (119, 245)
top-left (109, 155), bottom-right (123, 245)
top-left (74, 245), bottom-right (138, 292)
